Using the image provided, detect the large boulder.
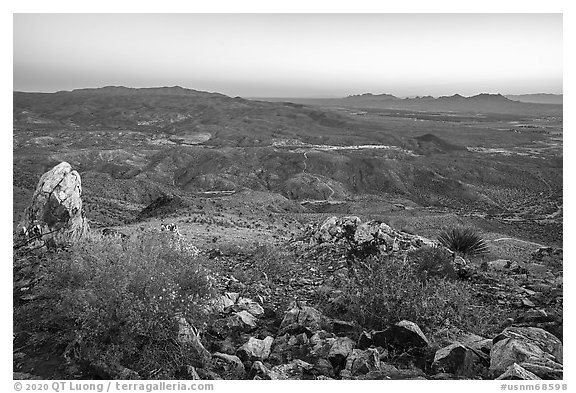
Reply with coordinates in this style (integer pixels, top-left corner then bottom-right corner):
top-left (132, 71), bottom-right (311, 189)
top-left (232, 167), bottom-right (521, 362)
top-left (18, 162), bottom-right (89, 249)
top-left (494, 326), bottom-right (562, 363)
top-left (490, 327), bottom-right (563, 378)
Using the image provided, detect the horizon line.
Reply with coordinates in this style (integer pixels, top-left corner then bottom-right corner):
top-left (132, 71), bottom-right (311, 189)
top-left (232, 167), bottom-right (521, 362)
top-left (13, 85), bottom-right (564, 100)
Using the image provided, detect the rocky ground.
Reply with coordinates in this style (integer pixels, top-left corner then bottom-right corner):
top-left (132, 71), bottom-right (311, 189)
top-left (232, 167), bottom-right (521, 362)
top-left (14, 188), bottom-right (563, 380)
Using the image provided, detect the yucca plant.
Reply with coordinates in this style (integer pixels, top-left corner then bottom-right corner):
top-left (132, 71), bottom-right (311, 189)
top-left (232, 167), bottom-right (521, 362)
top-left (438, 227), bottom-right (489, 257)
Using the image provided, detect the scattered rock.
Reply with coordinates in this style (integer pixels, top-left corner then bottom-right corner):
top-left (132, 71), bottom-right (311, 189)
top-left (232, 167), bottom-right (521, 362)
top-left (279, 305), bottom-right (325, 335)
top-left (268, 333), bottom-right (311, 364)
top-left (212, 293), bottom-right (239, 313)
top-left (373, 320), bottom-right (429, 350)
top-left (357, 331), bottom-right (373, 350)
top-left (288, 332), bottom-right (309, 346)
top-left (343, 348), bottom-right (381, 376)
top-left (494, 326), bottom-right (562, 363)
top-left (309, 332), bottom-right (336, 359)
top-left (315, 375), bottom-right (335, 380)
top-left (312, 358), bottom-right (336, 378)
top-left (209, 338), bottom-right (237, 355)
top-left (495, 363), bottom-right (541, 380)
top-left (353, 221), bottom-right (381, 244)
top-left (237, 336), bottom-right (274, 361)
top-left (310, 330), bottom-right (335, 345)
top-left (433, 327), bottom-right (492, 354)
top-left (522, 298), bottom-right (536, 308)
top-left (491, 339), bottom-right (549, 377)
top-left (357, 364), bottom-right (426, 380)
top-left (211, 352), bottom-right (246, 380)
top-left (232, 311), bottom-right (258, 330)
top-left (524, 263), bottom-right (548, 276)
top-left (312, 216), bottom-right (434, 254)
top-left (487, 259), bottom-right (512, 271)
top-left (248, 361), bottom-right (271, 380)
top-left (268, 359), bottom-right (314, 380)
top-left (519, 359), bottom-right (563, 380)
top-left (432, 343), bottom-right (487, 377)
top-left (195, 368), bottom-right (223, 380)
top-left (490, 327), bottom-right (563, 379)
top-left (235, 298), bottom-right (265, 317)
top-left (328, 336), bottom-right (356, 370)
top-left (331, 319), bottom-right (359, 337)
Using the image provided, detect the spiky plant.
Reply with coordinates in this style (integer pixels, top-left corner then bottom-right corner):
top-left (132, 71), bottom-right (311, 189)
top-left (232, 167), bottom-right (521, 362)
top-left (438, 227), bottom-right (489, 257)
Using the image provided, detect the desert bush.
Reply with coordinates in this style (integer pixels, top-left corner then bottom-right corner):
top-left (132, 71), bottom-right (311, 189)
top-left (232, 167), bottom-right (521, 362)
top-left (327, 254), bottom-right (507, 336)
top-left (250, 242), bottom-right (297, 283)
top-left (341, 255), bottom-right (471, 331)
top-left (437, 227), bottom-right (489, 257)
top-left (14, 231), bottom-right (215, 379)
top-left (407, 245), bottom-right (456, 281)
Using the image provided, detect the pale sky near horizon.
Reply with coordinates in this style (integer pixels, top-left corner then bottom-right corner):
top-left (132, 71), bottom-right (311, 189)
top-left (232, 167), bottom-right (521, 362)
top-left (13, 13), bottom-right (562, 97)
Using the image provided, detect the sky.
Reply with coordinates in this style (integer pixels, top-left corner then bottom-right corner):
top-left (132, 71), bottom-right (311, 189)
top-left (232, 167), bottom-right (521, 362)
top-left (13, 13), bottom-right (562, 97)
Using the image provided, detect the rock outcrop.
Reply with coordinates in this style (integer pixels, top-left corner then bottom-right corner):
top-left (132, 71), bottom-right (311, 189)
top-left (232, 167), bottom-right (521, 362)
top-left (18, 162), bottom-right (89, 249)
top-left (310, 216), bottom-right (437, 256)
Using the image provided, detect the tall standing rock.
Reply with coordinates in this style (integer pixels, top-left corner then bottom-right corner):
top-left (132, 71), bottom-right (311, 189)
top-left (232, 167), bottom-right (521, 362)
top-left (18, 162), bottom-right (89, 249)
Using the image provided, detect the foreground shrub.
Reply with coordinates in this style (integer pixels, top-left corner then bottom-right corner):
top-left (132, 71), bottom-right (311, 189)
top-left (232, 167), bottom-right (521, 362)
top-left (15, 231), bottom-right (215, 379)
top-left (324, 254), bottom-right (509, 337)
top-left (250, 242), bottom-right (295, 283)
top-left (438, 227), bottom-right (489, 257)
top-left (408, 245), bottom-right (456, 281)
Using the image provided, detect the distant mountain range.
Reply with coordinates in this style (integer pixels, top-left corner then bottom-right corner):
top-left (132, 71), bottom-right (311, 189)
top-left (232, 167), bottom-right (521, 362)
top-left (14, 87), bottom-right (563, 128)
top-left (261, 92), bottom-right (562, 116)
top-left (505, 94), bottom-right (563, 105)
top-left (13, 86), bottom-right (403, 148)
top-left (346, 92), bottom-right (563, 105)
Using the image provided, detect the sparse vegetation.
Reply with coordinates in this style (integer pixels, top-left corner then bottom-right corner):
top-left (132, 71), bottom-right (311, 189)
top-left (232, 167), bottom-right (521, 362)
top-left (14, 231), bottom-right (215, 379)
top-left (408, 245), bottom-right (456, 281)
top-left (325, 253), bottom-right (509, 337)
top-left (438, 227), bottom-right (489, 258)
top-left (250, 243), bottom-right (296, 283)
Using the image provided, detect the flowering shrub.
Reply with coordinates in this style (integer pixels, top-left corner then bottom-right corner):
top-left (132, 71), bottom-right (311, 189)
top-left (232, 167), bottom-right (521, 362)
top-left (15, 231), bottom-right (214, 379)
